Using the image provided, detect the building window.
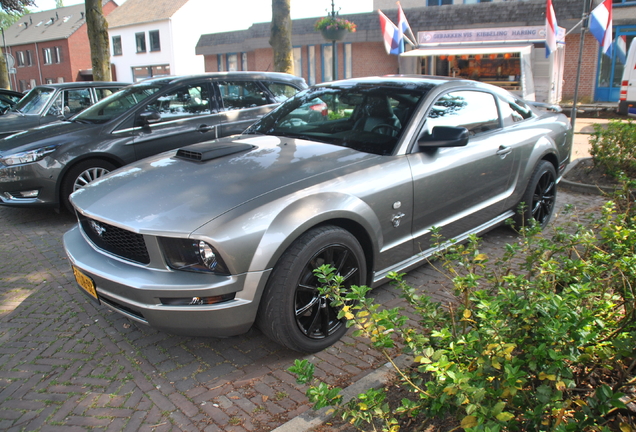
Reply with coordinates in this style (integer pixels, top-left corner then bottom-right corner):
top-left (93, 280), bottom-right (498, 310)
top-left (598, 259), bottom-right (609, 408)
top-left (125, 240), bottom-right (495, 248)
top-left (322, 44), bottom-right (334, 82)
top-left (463, 0), bottom-right (491, 3)
top-left (16, 51), bottom-right (25, 67)
top-left (344, 43), bottom-right (352, 79)
top-left (54, 47), bottom-right (62, 63)
top-left (217, 54), bottom-right (225, 72)
top-left (308, 46), bottom-right (316, 85)
top-left (427, 0), bottom-right (452, 5)
top-left (25, 50), bottom-right (32, 66)
top-left (227, 53), bottom-right (238, 71)
top-left (241, 52), bottom-right (248, 71)
top-left (112, 35), bottom-right (122, 56)
top-left (149, 30), bottom-right (160, 52)
top-left (131, 64), bottom-right (171, 82)
top-left (135, 32), bottom-right (146, 53)
top-left (292, 47), bottom-right (302, 77)
top-left (43, 47), bottom-right (53, 64)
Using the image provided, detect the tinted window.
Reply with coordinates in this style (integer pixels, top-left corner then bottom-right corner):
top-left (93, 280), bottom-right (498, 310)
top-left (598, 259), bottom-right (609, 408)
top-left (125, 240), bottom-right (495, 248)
top-left (426, 90), bottom-right (500, 135)
top-left (74, 85), bottom-right (162, 124)
top-left (217, 81), bottom-right (269, 110)
top-left (142, 84), bottom-right (212, 121)
top-left (263, 82), bottom-right (301, 103)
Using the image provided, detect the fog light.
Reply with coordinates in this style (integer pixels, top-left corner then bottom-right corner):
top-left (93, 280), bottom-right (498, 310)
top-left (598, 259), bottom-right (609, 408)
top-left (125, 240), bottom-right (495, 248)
top-left (160, 293), bottom-right (235, 306)
top-left (18, 190), bottom-right (39, 198)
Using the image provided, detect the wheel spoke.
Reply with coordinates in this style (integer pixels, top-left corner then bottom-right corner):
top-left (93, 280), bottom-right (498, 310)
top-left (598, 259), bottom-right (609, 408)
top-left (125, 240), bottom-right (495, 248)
top-left (296, 294), bottom-right (319, 317)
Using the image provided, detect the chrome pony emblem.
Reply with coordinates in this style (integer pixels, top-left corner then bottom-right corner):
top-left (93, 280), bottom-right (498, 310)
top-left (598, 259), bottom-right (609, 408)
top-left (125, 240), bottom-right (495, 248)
top-left (90, 220), bottom-right (107, 237)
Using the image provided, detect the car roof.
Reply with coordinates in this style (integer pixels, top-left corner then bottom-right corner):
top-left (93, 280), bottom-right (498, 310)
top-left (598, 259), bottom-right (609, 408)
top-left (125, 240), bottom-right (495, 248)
top-left (32, 82), bottom-right (130, 90)
top-left (136, 71), bottom-right (307, 87)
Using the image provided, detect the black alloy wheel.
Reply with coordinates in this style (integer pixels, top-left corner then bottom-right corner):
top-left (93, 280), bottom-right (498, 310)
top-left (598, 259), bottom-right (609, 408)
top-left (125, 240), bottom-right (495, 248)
top-left (514, 160), bottom-right (557, 229)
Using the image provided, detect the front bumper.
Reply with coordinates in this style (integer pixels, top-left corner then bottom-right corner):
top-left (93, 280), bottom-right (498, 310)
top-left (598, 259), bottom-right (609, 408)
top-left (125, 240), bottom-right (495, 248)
top-left (63, 225), bottom-right (270, 337)
top-left (0, 162), bottom-right (59, 207)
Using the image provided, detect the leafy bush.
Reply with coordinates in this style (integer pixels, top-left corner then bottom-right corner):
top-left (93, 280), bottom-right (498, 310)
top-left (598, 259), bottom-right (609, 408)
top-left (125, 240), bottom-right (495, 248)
top-left (589, 120), bottom-right (636, 178)
top-left (291, 192), bottom-right (636, 431)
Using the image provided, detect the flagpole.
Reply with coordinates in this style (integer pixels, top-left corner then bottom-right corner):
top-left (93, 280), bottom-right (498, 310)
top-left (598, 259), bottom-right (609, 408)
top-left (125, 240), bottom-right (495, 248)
top-left (570, 0), bottom-right (591, 132)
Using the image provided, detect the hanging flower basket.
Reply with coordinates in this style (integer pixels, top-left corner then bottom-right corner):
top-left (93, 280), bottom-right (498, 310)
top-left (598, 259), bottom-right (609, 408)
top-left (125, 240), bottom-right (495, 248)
top-left (315, 16), bottom-right (356, 41)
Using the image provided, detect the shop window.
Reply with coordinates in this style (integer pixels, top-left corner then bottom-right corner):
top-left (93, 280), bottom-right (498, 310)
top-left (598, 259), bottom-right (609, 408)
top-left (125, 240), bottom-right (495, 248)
top-left (344, 43), bottom-right (352, 79)
top-left (242, 53), bottom-right (248, 71)
top-left (112, 35), bottom-right (122, 56)
top-left (149, 30), bottom-right (160, 52)
top-left (463, 0), bottom-right (492, 3)
top-left (308, 46), bottom-right (316, 85)
top-left (131, 64), bottom-right (171, 82)
top-left (293, 47), bottom-right (302, 77)
top-left (427, 0), bottom-right (452, 6)
top-left (426, 91), bottom-right (500, 135)
top-left (227, 53), bottom-right (238, 71)
top-left (16, 51), bottom-right (25, 67)
top-left (135, 32), bottom-right (146, 53)
top-left (217, 81), bottom-right (269, 110)
top-left (322, 44), bottom-right (334, 82)
top-left (217, 54), bottom-right (225, 72)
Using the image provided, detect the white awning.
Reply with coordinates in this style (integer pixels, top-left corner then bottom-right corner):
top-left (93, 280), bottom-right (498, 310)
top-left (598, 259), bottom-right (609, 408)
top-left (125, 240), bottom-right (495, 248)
top-left (401, 45), bottom-right (533, 57)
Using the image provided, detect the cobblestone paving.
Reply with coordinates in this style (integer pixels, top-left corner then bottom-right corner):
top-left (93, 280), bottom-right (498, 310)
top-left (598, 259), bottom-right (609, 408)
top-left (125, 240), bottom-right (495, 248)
top-left (0, 191), bottom-right (607, 431)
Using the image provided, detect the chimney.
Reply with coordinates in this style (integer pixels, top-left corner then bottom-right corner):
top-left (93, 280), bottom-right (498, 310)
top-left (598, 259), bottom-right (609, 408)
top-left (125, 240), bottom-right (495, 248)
top-left (56, 12), bottom-right (59, 21)
top-left (81, 12), bottom-right (85, 19)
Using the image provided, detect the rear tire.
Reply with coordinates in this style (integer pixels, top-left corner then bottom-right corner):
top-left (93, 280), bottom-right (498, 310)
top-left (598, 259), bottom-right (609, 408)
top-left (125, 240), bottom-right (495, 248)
top-left (513, 160), bottom-right (557, 229)
top-left (256, 225), bottom-right (367, 353)
top-left (61, 159), bottom-right (116, 213)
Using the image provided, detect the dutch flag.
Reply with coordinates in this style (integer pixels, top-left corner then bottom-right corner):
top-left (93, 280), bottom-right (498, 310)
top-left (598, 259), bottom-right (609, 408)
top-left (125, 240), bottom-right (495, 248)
top-left (589, 0), bottom-right (613, 56)
top-left (378, 10), bottom-right (403, 55)
top-left (545, 0), bottom-right (557, 58)
top-left (616, 35), bottom-right (627, 64)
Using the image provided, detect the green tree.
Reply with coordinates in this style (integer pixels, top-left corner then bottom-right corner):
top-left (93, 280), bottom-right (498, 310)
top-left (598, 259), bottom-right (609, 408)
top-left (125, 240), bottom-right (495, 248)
top-left (270, 0), bottom-right (293, 74)
top-left (0, 6), bottom-right (31, 89)
top-left (0, 0), bottom-right (33, 14)
top-left (55, 0), bottom-right (64, 7)
top-left (85, 0), bottom-right (110, 81)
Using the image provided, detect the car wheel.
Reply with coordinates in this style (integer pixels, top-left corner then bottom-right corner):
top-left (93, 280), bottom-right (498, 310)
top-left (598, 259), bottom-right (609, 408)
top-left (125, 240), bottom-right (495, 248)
top-left (257, 225), bottom-right (367, 353)
top-left (61, 159), bottom-right (116, 213)
top-left (514, 160), bottom-right (557, 229)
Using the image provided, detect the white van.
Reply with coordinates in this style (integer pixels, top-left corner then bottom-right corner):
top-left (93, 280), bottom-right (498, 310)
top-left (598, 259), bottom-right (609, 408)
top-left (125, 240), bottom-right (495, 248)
top-left (618, 39), bottom-right (636, 115)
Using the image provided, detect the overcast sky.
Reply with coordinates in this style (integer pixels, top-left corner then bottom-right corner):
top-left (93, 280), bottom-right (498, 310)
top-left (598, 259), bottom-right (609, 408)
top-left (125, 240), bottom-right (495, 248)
top-left (30, 0), bottom-right (373, 33)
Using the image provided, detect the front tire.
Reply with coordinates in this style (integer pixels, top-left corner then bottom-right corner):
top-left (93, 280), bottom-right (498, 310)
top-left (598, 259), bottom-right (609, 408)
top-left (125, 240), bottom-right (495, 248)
top-left (257, 225), bottom-right (367, 353)
top-left (61, 159), bottom-right (116, 213)
top-left (514, 160), bottom-right (557, 229)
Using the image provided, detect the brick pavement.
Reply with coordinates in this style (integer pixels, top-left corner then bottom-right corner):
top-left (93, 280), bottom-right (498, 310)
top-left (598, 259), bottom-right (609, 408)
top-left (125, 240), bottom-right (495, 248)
top-left (0, 190), bottom-right (607, 431)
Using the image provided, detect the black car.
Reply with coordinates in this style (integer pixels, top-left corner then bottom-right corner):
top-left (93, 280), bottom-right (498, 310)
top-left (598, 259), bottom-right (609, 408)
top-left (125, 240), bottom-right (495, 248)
top-left (0, 81), bottom-right (129, 138)
top-left (0, 89), bottom-right (24, 114)
top-left (0, 72), bottom-right (307, 211)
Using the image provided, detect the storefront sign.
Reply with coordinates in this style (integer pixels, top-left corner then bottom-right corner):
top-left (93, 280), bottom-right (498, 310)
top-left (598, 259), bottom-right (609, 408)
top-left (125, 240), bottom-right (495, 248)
top-left (418, 26), bottom-right (553, 45)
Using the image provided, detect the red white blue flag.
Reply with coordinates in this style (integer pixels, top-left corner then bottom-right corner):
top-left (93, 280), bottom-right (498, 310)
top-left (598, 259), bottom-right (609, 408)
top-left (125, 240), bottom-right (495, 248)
top-left (589, 0), bottom-right (613, 56)
top-left (616, 34), bottom-right (627, 64)
top-left (545, 0), bottom-right (557, 58)
top-left (397, 2), bottom-right (415, 47)
top-left (378, 10), bottom-right (403, 55)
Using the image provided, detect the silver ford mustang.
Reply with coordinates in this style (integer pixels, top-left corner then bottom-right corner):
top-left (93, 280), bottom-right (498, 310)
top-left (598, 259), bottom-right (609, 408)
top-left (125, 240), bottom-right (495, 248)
top-left (64, 76), bottom-right (572, 352)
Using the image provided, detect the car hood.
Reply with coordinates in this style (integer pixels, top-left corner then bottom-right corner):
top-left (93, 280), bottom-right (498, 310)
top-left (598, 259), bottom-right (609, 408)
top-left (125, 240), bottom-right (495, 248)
top-left (71, 134), bottom-right (376, 235)
top-left (0, 111), bottom-right (42, 134)
top-left (0, 121), bottom-right (90, 153)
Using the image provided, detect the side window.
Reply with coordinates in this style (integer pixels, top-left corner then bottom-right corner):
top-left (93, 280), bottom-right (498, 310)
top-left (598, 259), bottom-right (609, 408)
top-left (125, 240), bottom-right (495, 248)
top-left (263, 82), bottom-right (300, 103)
top-left (426, 90), bottom-right (500, 136)
top-left (217, 81), bottom-right (269, 110)
top-left (95, 87), bottom-right (120, 101)
top-left (48, 89), bottom-right (92, 116)
top-left (142, 84), bottom-right (212, 122)
top-left (500, 97), bottom-right (535, 126)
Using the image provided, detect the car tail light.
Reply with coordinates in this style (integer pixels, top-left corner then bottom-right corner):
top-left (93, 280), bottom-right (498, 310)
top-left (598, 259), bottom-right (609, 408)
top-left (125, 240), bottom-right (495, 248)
top-left (310, 102), bottom-right (328, 116)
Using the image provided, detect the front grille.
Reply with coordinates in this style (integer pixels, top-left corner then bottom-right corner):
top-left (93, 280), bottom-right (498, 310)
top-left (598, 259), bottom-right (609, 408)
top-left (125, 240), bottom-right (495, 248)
top-left (79, 215), bottom-right (150, 264)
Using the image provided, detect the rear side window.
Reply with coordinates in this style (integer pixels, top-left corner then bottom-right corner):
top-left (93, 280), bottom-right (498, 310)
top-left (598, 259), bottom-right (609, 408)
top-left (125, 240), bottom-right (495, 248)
top-left (95, 87), bottom-right (121, 101)
top-left (217, 81), bottom-right (270, 110)
top-left (143, 84), bottom-right (213, 120)
top-left (501, 98), bottom-right (535, 126)
top-left (263, 82), bottom-right (301, 103)
top-left (426, 90), bottom-right (500, 136)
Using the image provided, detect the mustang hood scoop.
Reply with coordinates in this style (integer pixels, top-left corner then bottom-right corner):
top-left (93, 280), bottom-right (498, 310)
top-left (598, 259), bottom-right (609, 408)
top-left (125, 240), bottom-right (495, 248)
top-left (175, 142), bottom-right (255, 162)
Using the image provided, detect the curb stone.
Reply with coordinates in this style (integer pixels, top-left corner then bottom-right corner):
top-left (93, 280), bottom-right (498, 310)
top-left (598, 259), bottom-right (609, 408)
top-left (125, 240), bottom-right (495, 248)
top-left (560, 157), bottom-right (632, 196)
top-left (272, 355), bottom-right (413, 432)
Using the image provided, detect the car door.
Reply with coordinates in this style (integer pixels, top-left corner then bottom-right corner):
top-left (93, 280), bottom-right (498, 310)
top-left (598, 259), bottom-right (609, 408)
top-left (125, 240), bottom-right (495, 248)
top-left (44, 88), bottom-right (93, 121)
top-left (214, 80), bottom-right (279, 137)
top-left (408, 90), bottom-right (516, 253)
top-left (132, 82), bottom-right (220, 160)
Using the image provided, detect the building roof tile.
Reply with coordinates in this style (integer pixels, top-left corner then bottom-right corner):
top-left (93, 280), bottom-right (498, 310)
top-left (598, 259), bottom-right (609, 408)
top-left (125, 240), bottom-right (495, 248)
top-left (4, 3), bottom-right (90, 46)
top-left (107, 0), bottom-right (190, 28)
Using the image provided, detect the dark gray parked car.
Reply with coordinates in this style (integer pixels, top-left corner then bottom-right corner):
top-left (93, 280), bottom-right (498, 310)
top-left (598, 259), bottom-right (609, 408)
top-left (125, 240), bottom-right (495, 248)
top-left (0, 82), bottom-right (128, 137)
top-left (64, 76), bottom-right (572, 352)
top-left (0, 72), bottom-right (306, 211)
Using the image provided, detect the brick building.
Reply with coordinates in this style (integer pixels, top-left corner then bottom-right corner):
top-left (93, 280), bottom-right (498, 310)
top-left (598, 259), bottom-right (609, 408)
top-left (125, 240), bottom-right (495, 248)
top-left (3, 1), bottom-right (118, 92)
top-left (196, 0), bottom-right (636, 103)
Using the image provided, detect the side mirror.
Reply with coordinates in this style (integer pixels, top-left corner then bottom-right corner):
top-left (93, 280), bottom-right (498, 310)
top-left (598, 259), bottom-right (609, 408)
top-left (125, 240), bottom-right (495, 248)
top-left (139, 110), bottom-right (161, 126)
top-left (418, 126), bottom-right (469, 149)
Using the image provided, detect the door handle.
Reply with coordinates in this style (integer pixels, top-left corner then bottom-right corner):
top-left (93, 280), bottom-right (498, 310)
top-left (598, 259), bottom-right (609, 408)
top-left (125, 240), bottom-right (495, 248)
top-left (198, 124), bottom-right (214, 133)
top-left (496, 145), bottom-right (512, 157)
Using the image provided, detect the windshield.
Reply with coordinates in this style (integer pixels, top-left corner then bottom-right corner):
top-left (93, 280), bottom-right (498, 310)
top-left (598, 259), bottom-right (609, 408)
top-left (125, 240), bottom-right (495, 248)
top-left (13, 87), bottom-right (55, 115)
top-left (73, 84), bottom-right (162, 124)
top-left (246, 85), bottom-right (430, 155)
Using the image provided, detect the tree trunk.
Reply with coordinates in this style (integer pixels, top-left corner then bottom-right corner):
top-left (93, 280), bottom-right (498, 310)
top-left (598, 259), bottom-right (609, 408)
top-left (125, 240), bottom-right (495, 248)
top-left (269, 0), bottom-right (293, 74)
top-left (85, 0), bottom-right (111, 81)
top-left (0, 48), bottom-right (10, 89)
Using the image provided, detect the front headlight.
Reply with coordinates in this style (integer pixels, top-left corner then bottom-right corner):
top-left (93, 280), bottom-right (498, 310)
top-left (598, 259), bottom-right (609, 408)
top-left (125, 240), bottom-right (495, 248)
top-left (159, 238), bottom-right (230, 275)
top-left (0, 145), bottom-right (57, 166)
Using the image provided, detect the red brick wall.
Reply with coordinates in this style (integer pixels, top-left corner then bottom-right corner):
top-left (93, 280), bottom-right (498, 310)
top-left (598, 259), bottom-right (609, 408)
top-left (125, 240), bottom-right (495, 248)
top-left (562, 32), bottom-right (598, 101)
top-left (352, 42), bottom-right (399, 77)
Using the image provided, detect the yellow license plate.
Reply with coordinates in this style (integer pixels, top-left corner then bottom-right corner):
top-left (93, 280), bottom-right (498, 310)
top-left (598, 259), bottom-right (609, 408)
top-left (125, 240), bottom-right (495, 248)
top-left (72, 266), bottom-right (98, 300)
